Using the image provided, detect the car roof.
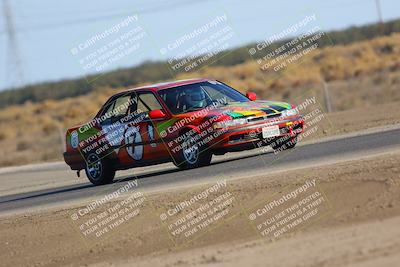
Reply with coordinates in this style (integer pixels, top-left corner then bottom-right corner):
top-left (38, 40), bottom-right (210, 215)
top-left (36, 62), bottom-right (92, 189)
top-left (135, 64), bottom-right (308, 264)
top-left (124, 78), bottom-right (210, 92)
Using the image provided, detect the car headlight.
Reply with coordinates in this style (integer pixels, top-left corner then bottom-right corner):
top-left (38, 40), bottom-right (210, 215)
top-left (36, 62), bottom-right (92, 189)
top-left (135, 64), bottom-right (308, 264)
top-left (281, 108), bottom-right (298, 117)
top-left (213, 118), bottom-right (247, 129)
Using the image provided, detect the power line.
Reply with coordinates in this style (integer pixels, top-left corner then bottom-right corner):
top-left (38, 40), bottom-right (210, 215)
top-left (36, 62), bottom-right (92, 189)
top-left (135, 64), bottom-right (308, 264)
top-left (0, 0), bottom-right (210, 35)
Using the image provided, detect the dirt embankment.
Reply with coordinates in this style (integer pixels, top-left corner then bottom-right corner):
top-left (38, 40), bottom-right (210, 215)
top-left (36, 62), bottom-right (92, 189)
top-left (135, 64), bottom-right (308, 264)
top-left (1, 149), bottom-right (400, 267)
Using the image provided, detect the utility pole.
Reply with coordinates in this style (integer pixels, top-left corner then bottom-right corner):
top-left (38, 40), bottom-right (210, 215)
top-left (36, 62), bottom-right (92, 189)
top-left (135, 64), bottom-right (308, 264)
top-left (375, 0), bottom-right (384, 34)
top-left (322, 81), bottom-right (332, 113)
top-left (3, 0), bottom-right (24, 88)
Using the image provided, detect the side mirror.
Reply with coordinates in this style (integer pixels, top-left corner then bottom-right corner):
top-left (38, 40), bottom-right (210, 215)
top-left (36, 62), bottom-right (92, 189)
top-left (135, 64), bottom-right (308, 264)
top-left (246, 91), bottom-right (257, 101)
top-left (148, 109), bottom-right (166, 119)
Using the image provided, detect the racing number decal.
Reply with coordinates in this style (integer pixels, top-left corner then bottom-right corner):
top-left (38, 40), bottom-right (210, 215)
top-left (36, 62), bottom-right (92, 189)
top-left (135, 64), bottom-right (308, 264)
top-left (125, 126), bottom-right (143, 160)
top-left (124, 124), bottom-right (157, 160)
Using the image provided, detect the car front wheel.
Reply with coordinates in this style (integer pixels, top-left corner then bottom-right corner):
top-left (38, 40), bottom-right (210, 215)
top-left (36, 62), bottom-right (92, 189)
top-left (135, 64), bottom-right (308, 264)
top-left (174, 132), bottom-right (212, 169)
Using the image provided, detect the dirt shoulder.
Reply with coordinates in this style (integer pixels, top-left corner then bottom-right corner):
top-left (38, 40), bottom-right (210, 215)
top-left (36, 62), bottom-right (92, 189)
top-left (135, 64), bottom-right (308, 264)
top-left (1, 148), bottom-right (400, 267)
top-left (324, 101), bottom-right (400, 136)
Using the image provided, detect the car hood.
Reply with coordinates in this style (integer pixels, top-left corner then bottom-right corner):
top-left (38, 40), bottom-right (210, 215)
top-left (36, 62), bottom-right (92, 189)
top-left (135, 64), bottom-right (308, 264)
top-left (210, 100), bottom-right (292, 118)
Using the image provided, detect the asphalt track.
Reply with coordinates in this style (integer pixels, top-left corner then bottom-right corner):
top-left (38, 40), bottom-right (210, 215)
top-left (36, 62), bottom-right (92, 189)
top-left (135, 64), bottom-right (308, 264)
top-left (0, 128), bottom-right (399, 214)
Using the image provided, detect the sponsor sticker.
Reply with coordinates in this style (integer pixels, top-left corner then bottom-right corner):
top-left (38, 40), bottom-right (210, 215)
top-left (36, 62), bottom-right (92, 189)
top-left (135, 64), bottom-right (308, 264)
top-left (71, 131), bottom-right (79, 148)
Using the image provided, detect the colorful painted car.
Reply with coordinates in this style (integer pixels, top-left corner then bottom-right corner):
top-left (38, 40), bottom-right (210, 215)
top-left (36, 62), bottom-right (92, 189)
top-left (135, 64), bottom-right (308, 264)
top-left (63, 78), bottom-right (304, 185)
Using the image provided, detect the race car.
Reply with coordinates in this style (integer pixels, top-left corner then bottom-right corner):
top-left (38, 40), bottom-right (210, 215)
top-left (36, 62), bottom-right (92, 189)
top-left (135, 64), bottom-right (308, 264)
top-left (63, 78), bottom-right (304, 185)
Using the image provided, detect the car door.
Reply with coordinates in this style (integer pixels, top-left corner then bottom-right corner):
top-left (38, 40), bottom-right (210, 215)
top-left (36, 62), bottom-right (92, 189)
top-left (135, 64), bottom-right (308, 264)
top-left (117, 90), bottom-right (170, 166)
top-left (98, 92), bottom-right (133, 162)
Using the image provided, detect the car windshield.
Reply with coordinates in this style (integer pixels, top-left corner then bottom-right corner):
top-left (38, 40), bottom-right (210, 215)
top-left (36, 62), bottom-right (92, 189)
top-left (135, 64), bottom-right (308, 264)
top-left (158, 81), bottom-right (249, 114)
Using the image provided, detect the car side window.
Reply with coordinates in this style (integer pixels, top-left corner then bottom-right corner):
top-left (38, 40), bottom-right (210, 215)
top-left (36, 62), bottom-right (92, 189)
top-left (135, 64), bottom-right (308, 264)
top-left (131, 92), bottom-right (163, 118)
top-left (113, 95), bottom-right (131, 117)
top-left (159, 88), bottom-right (180, 113)
top-left (100, 94), bottom-right (132, 123)
top-left (102, 101), bottom-right (115, 116)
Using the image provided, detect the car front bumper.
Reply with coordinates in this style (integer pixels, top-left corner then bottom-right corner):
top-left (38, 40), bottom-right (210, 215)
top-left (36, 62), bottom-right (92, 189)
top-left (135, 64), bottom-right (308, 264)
top-left (210, 115), bottom-right (304, 152)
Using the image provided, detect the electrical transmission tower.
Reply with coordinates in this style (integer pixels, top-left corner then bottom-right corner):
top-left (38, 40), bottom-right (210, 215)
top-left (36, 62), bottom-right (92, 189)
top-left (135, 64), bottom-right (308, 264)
top-left (3, 0), bottom-right (24, 89)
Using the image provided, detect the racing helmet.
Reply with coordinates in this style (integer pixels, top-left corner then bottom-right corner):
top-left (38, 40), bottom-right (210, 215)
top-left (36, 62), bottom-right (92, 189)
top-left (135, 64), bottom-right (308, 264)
top-left (185, 88), bottom-right (206, 109)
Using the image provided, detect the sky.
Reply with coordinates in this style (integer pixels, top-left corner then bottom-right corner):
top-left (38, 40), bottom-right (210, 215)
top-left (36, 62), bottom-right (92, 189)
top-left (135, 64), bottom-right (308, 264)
top-left (0, 0), bottom-right (399, 90)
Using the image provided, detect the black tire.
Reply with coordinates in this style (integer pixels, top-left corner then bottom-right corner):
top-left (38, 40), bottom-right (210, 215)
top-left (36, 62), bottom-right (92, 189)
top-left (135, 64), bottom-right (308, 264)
top-left (84, 153), bottom-right (115, 185)
top-left (271, 135), bottom-right (298, 151)
top-left (173, 131), bottom-right (212, 170)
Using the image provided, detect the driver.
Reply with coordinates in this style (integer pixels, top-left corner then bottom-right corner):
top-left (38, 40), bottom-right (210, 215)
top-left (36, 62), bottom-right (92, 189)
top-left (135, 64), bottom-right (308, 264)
top-left (184, 88), bottom-right (206, 110)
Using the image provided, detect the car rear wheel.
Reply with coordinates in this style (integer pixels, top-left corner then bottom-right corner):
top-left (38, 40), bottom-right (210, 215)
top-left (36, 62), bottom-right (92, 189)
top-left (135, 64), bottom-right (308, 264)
top-left (174, 132), bottom-right (212, 170)
top-left (85, 153), bottom-right (115, 185)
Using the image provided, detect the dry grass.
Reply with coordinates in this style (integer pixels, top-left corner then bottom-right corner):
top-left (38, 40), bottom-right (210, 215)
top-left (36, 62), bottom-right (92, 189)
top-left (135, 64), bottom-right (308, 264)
top-left (188, 33), bottom-right (400, 101)
top-left (1, 34), bottom-right (400, 167)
